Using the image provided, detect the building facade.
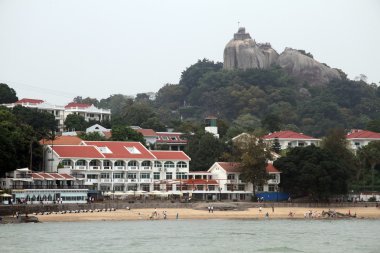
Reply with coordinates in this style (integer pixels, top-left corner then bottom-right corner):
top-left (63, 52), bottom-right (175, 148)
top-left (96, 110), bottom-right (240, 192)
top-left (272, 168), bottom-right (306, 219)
top-left (346, 129), bottom-right (380, 151)
top-left (262, 130), bottom-right (320, 150)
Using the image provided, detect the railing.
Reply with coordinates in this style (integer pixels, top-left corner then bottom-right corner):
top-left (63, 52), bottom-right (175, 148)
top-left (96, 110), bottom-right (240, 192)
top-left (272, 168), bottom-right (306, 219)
top-left (114, 166), bottom-right (125, 170)
top-left (15, 174), bottom-right (32, 179)
top-left (268, 179), bottom-right (279, 184)
top-left (142, 166), bottom-right (152, 170)
top-left (74, 166), bottom-right (86, 170)
top-left (100, 179), bottom-right (112, 183)
top-left (127, 179), bottom-right (139, 183)
top-left (140, 179), bottom-right (152, 183)
top-left (128, 166), bottom-right (138, 170)
top-left (86, 179), bottom-right (99, 183)
top-left (89, 166), bottom-right (100, 170)
top-left (71, 174), bottom-right (85, 179)
top-left (12, 185), bottom-right (87, 189)
top-left (113, 179), bottom-right (125, 183)
top-left (102, 166), bottom-right (111, 170)
top-left (227, 179), bottom-right (237, 184)
top-left (63, 166), bottom-right (72, 169)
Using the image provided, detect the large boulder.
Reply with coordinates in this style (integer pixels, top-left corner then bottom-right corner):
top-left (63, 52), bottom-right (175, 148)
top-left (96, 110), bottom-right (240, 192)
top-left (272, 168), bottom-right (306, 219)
top-left (276, 48), bottom-right (341, 85)
top-left (223, 27), bottom-right (279, 70)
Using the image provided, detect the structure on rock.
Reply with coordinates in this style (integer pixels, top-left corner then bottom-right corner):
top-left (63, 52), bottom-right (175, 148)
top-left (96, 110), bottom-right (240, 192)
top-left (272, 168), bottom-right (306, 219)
top-left (223, 27), bottom-right (342, 85)
top-left (223, 27), bottom-right (278, 70)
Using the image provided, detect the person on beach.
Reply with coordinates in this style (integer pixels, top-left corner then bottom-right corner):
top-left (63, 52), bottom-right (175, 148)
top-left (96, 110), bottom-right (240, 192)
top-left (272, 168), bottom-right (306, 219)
top-left (154, 208), bottom-right (158, 216)
top-left (272, 205), bottom-right (274, 213)
top-left (265, 212), bottom-right (269, 218)
top-left (208, 206), bottom-right (211, 213)
top-left (176, 213), bottom-right (179, 219)
top-left (211, 206), bottom-right (214, 213)
top-left (259, 207), bottom-right (262, 212)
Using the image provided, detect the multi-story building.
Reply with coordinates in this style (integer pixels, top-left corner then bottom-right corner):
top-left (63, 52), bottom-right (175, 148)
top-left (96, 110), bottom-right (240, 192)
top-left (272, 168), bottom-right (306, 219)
top-left (346, 129), bottom-right (380, 151)
top-left (262, 130), bottom-right (320, 150)
top-left (0, 168), bottom-right (87, 204)
top-left (2, 98), bottom-right (111, 132)
top-left (44, 141), bottom-right (191, 193)
top-left (3, 98), bottom-right (66, 131)
top-left (64, 102), bottom-right (111, 123)
top-left (155, 132), bottom-right (187, 151)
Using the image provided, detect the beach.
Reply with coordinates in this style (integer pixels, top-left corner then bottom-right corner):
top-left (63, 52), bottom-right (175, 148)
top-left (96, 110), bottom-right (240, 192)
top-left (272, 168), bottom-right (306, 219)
top-left (35, 206), bottom-right (380, 222)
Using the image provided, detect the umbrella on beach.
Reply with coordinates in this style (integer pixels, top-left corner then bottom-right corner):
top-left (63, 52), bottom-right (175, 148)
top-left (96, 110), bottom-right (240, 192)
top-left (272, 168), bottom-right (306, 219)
top-left (0, 193), bottom-right (12, 198)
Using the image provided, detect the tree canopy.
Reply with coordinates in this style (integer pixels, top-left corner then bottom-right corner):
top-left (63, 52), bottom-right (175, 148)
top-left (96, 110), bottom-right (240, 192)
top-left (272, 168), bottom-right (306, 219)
top-left (0, 83), bottom-right (18, 104)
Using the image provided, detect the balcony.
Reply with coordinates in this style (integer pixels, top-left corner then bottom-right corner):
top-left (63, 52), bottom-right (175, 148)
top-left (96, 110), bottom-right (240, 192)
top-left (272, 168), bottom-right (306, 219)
top-left (102, 166), bottom-right (112, 170)
top-left (268, 179), bottom-right (279, 184)
top-left (113, 178), bottom-right (125, 183)
top-left (100, 179), bottom-right (112, 183)
top-left (227, 179), bottom-right (237, 184)
top-left (89, 166), bottom-right (100, 170)
top-left (114, 166), bottom-right (126, 171)
top-left (140, 179), bottom-right (152, 183)
top-left (86, 179), bottom-right (99, 184)
top-left (127, 179), bottom-right (139, 183)
top-left (128, 166), bottom-right (138, 171)
top-left (142, 166), bottom-right (152, 170)
top-left (74, 166), bottom-right (87, 170)
top-left (63, 166), bottom-right (72, 169)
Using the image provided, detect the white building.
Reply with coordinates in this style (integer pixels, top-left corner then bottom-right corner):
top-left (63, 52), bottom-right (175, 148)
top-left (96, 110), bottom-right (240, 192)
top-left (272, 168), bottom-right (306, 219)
top-left (346, 129), bottom-right (380, 151)
top-left (2, 99), bottom-right (111, 132)
top-left (86, 124), bottom-right (111, 137)
top-left (207, 162), bottom-right (281, 201)
top-left (0, 168), bottom-right (87, 204)
top-left (262, 130), bottom-right (320, 150)
top-left (44, 141), bottom-right (191, 193)
top-left (64, 102), bottom-right (111, 124)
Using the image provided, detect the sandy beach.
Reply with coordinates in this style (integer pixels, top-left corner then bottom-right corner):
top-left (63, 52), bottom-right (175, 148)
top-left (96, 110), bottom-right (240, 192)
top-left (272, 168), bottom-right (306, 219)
top-left (35, 206), bottom-right (380, 222)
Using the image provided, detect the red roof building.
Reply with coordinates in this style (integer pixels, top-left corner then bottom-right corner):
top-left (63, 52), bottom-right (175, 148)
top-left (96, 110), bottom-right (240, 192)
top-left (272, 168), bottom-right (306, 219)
top-left (346, 129), bottom-right (380, 151)
top-left (262, 130), bottom-right (320, 150)
top-left (16, 98), bottom-right (44, 105)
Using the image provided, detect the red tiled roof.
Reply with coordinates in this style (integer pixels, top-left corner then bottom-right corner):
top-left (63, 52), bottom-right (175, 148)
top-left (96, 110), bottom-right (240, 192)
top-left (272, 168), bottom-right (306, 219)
top-left (150, 151), bottom-right (191, 161)
top-left (31, 173), bottom-right (44, 180)
top-left (184, 179), bottom-right (219, 185)
top-left (40, 136), bottom-right (83, 145)
top-left (262, 130), bottom-right (317, 140)
top-left (83, 141), bottom-right (156, 160)
top-left (156, 132), bottom-right (187, 144)
top-left (346, 130), bottom-right (380, 139)
top-left (65, 102), bottom-right (91, 109)
top-left (16, 98), bottom-right (44, 104)
top-left (52, 145), bottom-right (105, 158)
top-left (135, 129), bottom-right (157, 137)
top-left (59, 173), bottom-right (75, 180)
top-left (216, 162), bottom-right (280, 173)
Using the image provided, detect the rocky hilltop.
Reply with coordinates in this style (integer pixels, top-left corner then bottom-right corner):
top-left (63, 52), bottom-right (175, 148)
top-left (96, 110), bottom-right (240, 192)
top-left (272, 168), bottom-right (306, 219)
top-left (223, 27), bottom-right (342, 85)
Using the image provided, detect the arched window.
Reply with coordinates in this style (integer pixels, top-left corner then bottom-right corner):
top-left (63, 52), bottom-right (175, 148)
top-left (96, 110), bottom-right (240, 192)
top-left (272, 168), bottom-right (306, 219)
top-left (142, 161), bottom-right (152, 167)
top-left (154, 161), bottom-right (162, 168)
top-left (164, 161), bottom-right (175, 168)
top-left (177, 161), bottom-right (187, 168)
top-left (115, 160), bottom-right (125, 166)
top-left (89, 160), bottom-right (100, 166)
top-left (76, 160), bottom-right (86, 166)
top-left (61, 159), bottom-right (72, 166)
top-left (128, 160), bottom-right (138, 167)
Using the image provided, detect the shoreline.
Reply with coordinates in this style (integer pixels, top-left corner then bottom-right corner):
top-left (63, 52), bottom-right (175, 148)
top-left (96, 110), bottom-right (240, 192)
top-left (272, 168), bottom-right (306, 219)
top-left (19, 207), bottom-right (380, 223)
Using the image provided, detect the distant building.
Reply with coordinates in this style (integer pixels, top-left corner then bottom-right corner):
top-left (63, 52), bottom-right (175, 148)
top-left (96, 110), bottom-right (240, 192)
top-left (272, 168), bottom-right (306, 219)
top-left (2, 98), bottom-right (111, 132)
top-left (86, 124), bottom-right (111, 137)
top-left (262, 130), bottom-right (320, 150)
top-left (205, 116), bottom-right (219, 138)
top-left (155, 132), bottom-right (188, 151)
top-left (346, 129), bottom-right (380, 151)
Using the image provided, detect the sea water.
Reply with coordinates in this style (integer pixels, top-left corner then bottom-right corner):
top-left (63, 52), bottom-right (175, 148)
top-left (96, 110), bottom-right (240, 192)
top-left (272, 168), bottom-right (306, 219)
top-left (1, 219), bottom-right (379, 253)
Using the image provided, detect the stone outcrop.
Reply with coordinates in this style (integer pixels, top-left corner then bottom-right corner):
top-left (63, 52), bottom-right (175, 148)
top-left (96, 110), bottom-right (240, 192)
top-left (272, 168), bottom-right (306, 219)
top-left (223, 27), bottom-right (342, 85)
top-left (277, 48), bottom-right (341, 85)
top-left (223, 27), bottom-right (279, 70)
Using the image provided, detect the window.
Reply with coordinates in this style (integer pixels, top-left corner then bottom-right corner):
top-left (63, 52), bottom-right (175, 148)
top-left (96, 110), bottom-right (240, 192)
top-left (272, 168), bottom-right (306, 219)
top-left (140, 173), bottom-right (150, 179)
top-left (127, 173), bottom-right (137, 179)
top-left (257, 185), bottom-right (264, 192)
top-left (298, 142), bottom-right (305, 147)
top-left (177, 161), bottom-right (187, 168)
top-left (196, 185), bottom-right (204, 191)
top-left (114, 185), bottom-right (124, 191)
top-left (128, 161), bottom-right (138, 167)
top-left (100, 173), bottom-right (110, 179)
top-left (355, 142), bottom-right (360, 146)
top-left (238, 184), bottom-right (245, 191)
top-left (268, 185), bottom-right (275, 192)
top-left (125, 146), bottom-right (141, 154)
top-left (141, 184), bottom-right (150, 191)
top-left (166, 172), bottom-right (172, 180)
top-left (87, 174), bottom-right (98, 179)
top-left (164, 161), bottom-right (175, 168)
top-left (113, 173), bottom-right (124, 179)
top-left (227, 174), bottom-right (235, 180)
top-left (142, 161), bottom-right (151, 167)
top-left (208, 185), bottom-right (215, 191)
top-left (103, 160), bottom-right (111, 166)
top-left (154, 184), bottom-right (160, 191)
top-left (154, 161), bottom-right (162, 168)
top-left (170, 137), bottom-right (177, 141)
top-left (100, 186), bottom-right (110, 191)
top-left (176, 172), bottom-right (187, 179)
top-left (76, 160), bottom-right (86, 166)
top-left (62, 160), bottom-right (71, 166)
top-left (287, 142), bottom-right (292, 147)
top-left (115, 160), bottom-right (124, 166)
top-left (153, 172), bottom-right (160, 180)
top-left (269, 174), bottom-right (276, 180)
top-left (89, 160), bottom-right (98, 166)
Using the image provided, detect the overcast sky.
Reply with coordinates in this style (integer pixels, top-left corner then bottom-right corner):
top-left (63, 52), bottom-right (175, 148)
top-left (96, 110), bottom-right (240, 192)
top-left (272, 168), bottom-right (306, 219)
top-left (1, 0), bottom-right (379, 105)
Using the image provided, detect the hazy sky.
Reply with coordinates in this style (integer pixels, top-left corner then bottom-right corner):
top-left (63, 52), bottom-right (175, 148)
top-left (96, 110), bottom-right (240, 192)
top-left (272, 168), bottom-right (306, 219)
top-left (1, 0), bottom-right (379, 105)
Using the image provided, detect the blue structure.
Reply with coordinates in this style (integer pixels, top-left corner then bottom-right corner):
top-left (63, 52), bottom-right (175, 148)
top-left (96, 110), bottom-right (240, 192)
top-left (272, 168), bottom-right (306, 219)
top-left (256, 192), bottom-right (289, 201)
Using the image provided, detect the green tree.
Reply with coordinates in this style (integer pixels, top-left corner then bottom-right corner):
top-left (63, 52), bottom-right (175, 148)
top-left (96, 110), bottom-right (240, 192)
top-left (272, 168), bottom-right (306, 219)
top-left (185, 132), bottom-right (226, 171)
top-left (271, 137), bottom-right (281, 154)
top-left (0, 83), bottom-right (18, 103)
top-left (64, 114), bottom-right (88, 131)
top-left (79, 132), bottom-right (106, 141)
top-left (233, 135), bottom-right (272, 196)
top-left (357, 141), bottom-right (380, 191)
top-left (111, 125), bottom-right (146, 144)
top-left (366, 119), bottom-right (380, 132)
top-left (274, 145), bottom-right (350, 200)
